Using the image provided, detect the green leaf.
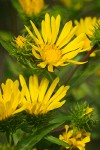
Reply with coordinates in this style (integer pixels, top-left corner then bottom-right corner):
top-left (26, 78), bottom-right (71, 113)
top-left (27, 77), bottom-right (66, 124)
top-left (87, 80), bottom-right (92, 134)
top-left (11, 0), bottom-right (23, 13)
top-left (0, 38), bottom-right (17, 57)
top-left (68, 62), bottom-right (100, 88)
top-left (0, 31), bottom-right (13, 41)
top-left (45, 135), bottom-right (70, 148)
top-left (49, 113), bottom-right (68, 124)
top-left (17, 123), bottom-right (62, 150)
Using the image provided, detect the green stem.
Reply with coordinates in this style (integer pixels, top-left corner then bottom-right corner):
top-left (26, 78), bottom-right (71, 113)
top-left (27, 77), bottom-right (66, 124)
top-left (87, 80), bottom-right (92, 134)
top-left (6, 131), bottom-right (14, 145)
top-left (46, 71), bottom-right (56, 82)
top-left (65, 43), bottom-right (98, 84)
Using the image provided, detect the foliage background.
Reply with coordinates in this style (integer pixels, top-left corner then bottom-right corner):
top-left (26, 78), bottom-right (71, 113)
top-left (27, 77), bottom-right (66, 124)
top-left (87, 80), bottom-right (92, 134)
top-left (0, 0), bottom-right (100, 149)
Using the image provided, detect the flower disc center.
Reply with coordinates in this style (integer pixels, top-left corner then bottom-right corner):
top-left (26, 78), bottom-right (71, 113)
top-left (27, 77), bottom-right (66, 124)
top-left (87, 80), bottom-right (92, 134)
top-left (41, 45), bottom-right (62, 64)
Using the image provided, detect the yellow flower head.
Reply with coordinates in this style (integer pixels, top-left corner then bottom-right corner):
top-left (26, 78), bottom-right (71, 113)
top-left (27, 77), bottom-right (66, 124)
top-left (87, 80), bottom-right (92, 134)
top-left (18, 0), bottom-right (44, 16)
top-left (75, 17), bottom-right (100, 37)
top-left (84, 107), bottom-right (94, 116)
top-left (59, 125), bottom-right (91, 150)
top-left (74, 17), bottom-right (100, 55)
top-left (0, 79), bottom-right (26, 121)
top-left (19, 74), bottom-right (70, 115)
top-left (25, 13), bottom-right (87, 72)
top-left (16, 35), bottom-right (26, 48)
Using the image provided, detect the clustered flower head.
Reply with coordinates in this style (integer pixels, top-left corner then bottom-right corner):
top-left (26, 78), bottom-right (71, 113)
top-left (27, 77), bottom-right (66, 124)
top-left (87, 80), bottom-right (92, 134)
top-left (19, 74), bottom-right (70, 115)
top-left (24, 13), bottom-right (87, 72)
top-left (74, 17), bottom-right (100, 56)
top-left (16, 35), bottom-right (26, 48)
top-left (18, 0), bottom-right (44, 16)
top-left (59, 125), bottom-right (91, 150)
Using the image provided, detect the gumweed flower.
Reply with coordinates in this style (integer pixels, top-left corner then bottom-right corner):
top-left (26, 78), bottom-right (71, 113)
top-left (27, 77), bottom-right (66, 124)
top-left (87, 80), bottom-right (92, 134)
top-left (69, 103), bottom-right (95, 130)
top-left (18, 0), bottom-right (44, 16)
top-left (74, 17), bottom-right (100, 56)
top-left (19, 74), bottom-right (70, 115)
top-left (15, 35), bottom-right (26, 48)
top-left (25, 13), bottom-right (87, 72)
top-left (59, 125), bottom-right (91, 150)
top-left (0, 78), bottom-right (26, 121)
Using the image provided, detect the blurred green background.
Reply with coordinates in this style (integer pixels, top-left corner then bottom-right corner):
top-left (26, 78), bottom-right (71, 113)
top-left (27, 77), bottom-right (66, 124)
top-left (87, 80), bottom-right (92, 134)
top-left (0, 0), bottom-right (100, 149)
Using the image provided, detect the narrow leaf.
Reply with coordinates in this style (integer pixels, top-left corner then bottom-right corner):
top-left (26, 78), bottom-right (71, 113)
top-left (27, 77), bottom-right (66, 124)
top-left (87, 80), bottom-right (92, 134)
top-left (0, 38), bottom-right (17, 57)
top-left (17, 123), bottom-right (62, 150)
top-left (45, 135), bottom-right (70, 148)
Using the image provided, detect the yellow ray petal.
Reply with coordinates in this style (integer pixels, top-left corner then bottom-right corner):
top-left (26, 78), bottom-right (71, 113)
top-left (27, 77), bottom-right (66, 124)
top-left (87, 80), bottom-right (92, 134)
top-left (13, 105), bottom-right (27, 115)
top-left (82, 136), bottom-right (90, 143)
top-left (59, 26), bottom-right (78, 49)
top-left (62, 33), bottom-right (85, 54)
top-left (47, 100), bottom-right (65, 111)
top-left (51, 16), bottom-right (57, 44)
top-left (30, 20), bottom-right (44, 44)
top-left (45, 13), bottom-right (51, 43)
top-left (38, 78), bottom-right (49, 103)
top-left (48, 86), bottom-right (68, 105)
top-left (19, 75), bottom-right (30, 101)
top-left (37, 62), bottom-right (47, 68)
top-left (62, 41), bottom-right (84, 56)
top-left (28, 42), bottom-right (40, 51)
top-left (66, 59), bottom-right (87, 64)
top-left (48, 64), bottom-right (54, 72)
top-left (56, 15), bottom-right (61, 38)
top-left (56, 21), bottom-right (72, 47)
top-left (25, 25), bottom-right (39, 45)
top-left (32, 48), bottom-right (41, 59)
top-left (29, 75), bottom-right (39, 103)
top-left (54, 60), bottom-right (65, 66)
top-left (51, 15), bottom-right (61, 44)
top-left (43, 77), bottom-right (59, 103)
top-left (62, 48), bottom-right (85, 60)
top-left (1, 79), bottom-right (13, 102)
top-left (0, 102), bottom-right (6, 120)
top-left (10, 92), bottom-right (20, 112)
top-left (48, 86), bottom-right (69, 104)
top-left (67, 130), bottom-right (74, 139)
top-left (41, 20), bottom-right (47, 43)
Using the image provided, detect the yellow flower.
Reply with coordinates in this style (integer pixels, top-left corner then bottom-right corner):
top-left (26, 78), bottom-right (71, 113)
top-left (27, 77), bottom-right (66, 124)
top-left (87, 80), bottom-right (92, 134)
top-left (0, 79), bottom-right (26, 121)
top-left (25, 13), bottom-right (86, 72)
top-left (18, 0), bottom-right (44, 16)
top-left (16, 35), bottom-right (26, 48)
top-left (74, 17), bottom-right (100, 56)
top-left (19, 74), bottom-right (70, 115)
top-left (59, 125), bottom-right (91, 150)
top-left (84, 107), bottom-right (94, 115)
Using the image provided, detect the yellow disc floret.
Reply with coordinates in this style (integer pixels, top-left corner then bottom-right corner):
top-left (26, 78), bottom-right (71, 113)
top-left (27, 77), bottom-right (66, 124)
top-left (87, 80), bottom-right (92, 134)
top-left (41, 45), bottom-right (62, 64)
